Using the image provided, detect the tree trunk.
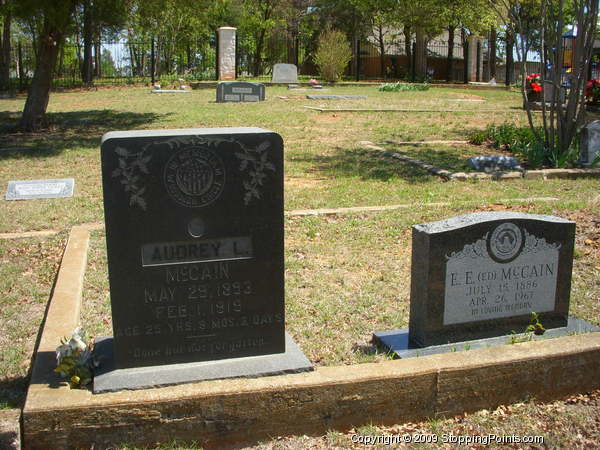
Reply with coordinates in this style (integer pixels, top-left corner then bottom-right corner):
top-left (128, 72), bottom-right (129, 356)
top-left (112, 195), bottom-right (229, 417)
top-left (94, 39), bottom-right (101, 77)
top-left (404, 26), bottom-right (411, 76)
top-left (378, 25), bottom-right (385, 79)
top-left (489, 27), bottom-right (497, 79)
top-left (81, 0), bottom-right (94, 84)
top-left (414, 27), bottom-right (427, 80)
top-left (505, 29), bottom-right (514, 86)
top-left (446, 26), bottom-right (454, 82)
top-left (19, 25), bottom-right (63, 131)
top-left (0, 10), bottom-right (11, 91)
top-left (254, 29), bottom-right (266, 77)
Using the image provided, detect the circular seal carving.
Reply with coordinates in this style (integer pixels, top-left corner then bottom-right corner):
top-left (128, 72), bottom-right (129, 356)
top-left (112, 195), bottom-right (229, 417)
top-left (488, 222), bottom-right (523, 262)
top-left (164, 146), bottom-right (225, 207)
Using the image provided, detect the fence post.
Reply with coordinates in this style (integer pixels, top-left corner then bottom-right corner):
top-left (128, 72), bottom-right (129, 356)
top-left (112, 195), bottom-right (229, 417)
top-left (411, 42), bottom-right (416, 82)
top-left (17, 42), bottom-right (24, 90)
top-left (476, 40), bottom-right (481, 82)
top-left (235, 32), bottom-right (238, 79)
top-left (151, 37), bottom-right (156, 84)
top-left (356, 40), bottom-right (361, 81)
top-left (463, 39), bottom-right (469, 84)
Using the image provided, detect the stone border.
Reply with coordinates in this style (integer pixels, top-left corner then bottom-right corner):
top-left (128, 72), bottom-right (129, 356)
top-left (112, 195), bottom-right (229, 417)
top-left (362, 142), bottom-right (600, 181)
top-left (304, 106), bottom-right (524, 113)
top-left (0, 199), bottom-right (562, 241)
top-left (21, 225), bottom-right (600, 448)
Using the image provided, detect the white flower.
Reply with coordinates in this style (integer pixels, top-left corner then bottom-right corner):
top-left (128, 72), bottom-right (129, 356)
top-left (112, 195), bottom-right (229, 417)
top-left (55, 343), bottom-right (72, 364)
top-left (69, 335), bottom-right (87, 352)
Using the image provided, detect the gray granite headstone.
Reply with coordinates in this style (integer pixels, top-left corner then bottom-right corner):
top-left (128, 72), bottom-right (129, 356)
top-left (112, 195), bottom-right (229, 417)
top-left (406, 212), bottom-right (575, 348)
top-left (468, 155), bottom-right (522, 172)
top-left (272, 63), bottom-right (298, 84)
top-left (5, 178), bottom-right (74, 200)
top-left (374, 212), bottom-right (581, 357)
top-left (99, 128), bottom-right (312, 382)
top-left (579, 120), bottom-right (600, 166)
top-left (216, 82), bottom-right (265, 103)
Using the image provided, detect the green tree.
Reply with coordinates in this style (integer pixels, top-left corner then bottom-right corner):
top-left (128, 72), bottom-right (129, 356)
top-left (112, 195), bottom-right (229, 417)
top-left (0, 0), bottom-right (13, 90)
top-left (17, 0), bottom-right (129, 130)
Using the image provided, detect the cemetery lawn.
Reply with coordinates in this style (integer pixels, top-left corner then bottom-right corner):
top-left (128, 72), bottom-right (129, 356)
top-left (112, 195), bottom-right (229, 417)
top-left (0, 85), bottom-right (599, 445)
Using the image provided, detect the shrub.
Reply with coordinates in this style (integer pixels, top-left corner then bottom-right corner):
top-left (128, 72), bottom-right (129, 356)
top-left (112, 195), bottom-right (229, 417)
top-left (314, 29), bottom-right (352, 82)
top-left (468, 123), bottom-right (579, 168)
top-left (378, 82), bottom-right (429, 92)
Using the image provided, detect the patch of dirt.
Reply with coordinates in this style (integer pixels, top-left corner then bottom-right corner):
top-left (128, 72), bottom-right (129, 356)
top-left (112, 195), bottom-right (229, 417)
top-left (285, 177), bottom-right (327, 188)
top-left (449, 92), bottom-right (485, 100)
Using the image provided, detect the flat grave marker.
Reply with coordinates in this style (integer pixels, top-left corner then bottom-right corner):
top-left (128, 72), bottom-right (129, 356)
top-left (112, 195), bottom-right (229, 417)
top-left (216, 82), bottom-right (265, 102)
top-left (96, 127), bottom-right (311, 392)
top-left (306, 95), bottom-right (367, 100)
top-left (5, 178), bottom-right (74, 200)
top-left (374, 212), bottom-right (599, 357)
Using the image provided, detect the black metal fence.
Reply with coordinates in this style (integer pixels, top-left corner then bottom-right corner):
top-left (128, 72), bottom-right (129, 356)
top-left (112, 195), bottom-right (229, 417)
top-left (354, 38), bottom-right (467, 81)
top-left (7, 39), bottom-right (216, 90)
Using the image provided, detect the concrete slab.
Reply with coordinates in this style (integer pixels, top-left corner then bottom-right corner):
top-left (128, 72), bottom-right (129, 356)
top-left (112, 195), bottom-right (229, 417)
top-left (373, 316), bottom-right (600, 359)
top-left (93, 333), bottom-right (313, 393)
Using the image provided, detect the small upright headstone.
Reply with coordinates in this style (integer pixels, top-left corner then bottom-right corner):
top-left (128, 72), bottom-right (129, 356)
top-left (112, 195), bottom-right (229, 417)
top-left (373, 212), bottom-right (595, 358)
top-left (579, 120), bottom-right (600, 166)
top-left (272, 64), bottom-right (298, 84)
top-left (5, 178), bottom-right (75, 200)
top-left (96, 128), bottom-right (312, 392)
top-left (216, 82), bottom-right (265, 103)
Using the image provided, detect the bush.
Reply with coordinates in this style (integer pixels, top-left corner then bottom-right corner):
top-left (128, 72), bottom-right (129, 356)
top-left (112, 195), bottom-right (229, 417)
top-left (314, 29), bottom-right (352, 82)
top-left (468, 123), bottom-right (579, 168)
top-left (378, 82), bottom-right (429, 92)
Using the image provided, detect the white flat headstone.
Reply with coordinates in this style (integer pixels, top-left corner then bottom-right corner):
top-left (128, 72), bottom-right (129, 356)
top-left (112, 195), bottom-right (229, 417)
top-left (5, 178), bottom-right (75, 200)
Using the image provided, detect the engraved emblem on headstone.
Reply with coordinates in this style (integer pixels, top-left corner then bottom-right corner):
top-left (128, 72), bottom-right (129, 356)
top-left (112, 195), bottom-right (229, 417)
top-left (164, 147), bottom-right (225, 207)
top-left (488, 222), bottom-right (523, 262)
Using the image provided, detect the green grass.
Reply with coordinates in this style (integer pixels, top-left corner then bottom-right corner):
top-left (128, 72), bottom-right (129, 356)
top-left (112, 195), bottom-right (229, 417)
top-left (1, 84), bottom-right (586, 233)
top-left (0, 85), bottom-right (599, 445)
top-left (0, 233), bottom-right (67, 407)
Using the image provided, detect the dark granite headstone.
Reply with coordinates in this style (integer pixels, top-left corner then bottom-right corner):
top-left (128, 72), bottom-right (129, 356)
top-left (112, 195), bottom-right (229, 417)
top-left (216, 82), bottom-right (265, 103)
top-left (373, 212), bottom-right (584, 358)
top-left (407, 212), bottom-right (575, 347)
top-left (100, 128), bottom-right (287, 369)
top-left (5, 178), bottom-right (74, 200)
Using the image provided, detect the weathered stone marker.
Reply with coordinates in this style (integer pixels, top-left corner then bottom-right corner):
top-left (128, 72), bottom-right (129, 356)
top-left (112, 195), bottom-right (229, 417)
top-left (272, 63), bottom-right (298, 84)
top-left (579, 120), bottom-right (600, 166)
top-left (98, 128), bottom-right (311, 389)
top-left (217, 27), bottom-right (236, 81)
top-left (216, 81), bottom-right (265, 102)
top-left (5, 178), bottom-right (74, 200)
top-left (373, 212), bottom-right (597, 358)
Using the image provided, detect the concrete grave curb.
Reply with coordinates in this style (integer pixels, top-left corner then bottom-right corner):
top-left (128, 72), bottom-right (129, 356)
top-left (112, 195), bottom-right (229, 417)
top-left (21, 225), bottom-right (600, 448)
top-left (361, 142), bottom-right (600, 181)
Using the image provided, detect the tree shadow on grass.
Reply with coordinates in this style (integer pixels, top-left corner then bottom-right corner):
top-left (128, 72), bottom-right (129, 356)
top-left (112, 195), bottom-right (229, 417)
top-left (0, 376), bottom-right (27, 409)
top-left (292, 146), bottom-right (435, 184)
top-left (392, 146), bottom-right (473, 172)
top-left (0, 109), bottom-right (169, 160)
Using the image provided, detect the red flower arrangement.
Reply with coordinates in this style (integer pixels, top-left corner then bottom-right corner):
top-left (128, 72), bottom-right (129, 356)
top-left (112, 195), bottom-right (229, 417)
top-left (585, 79), bottom-right (600, 103)
top-left (526, 73), bottom-right (542, 93)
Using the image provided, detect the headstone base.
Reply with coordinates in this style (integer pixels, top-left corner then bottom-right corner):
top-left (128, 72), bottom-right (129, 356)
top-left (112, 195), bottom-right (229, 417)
top-left (93, 333), bottom-right (313, 394)
top-left (373, 316), bottom-right (599, 359)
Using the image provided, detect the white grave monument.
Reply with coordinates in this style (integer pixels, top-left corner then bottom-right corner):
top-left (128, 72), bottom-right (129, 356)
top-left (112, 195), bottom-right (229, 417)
top-left (217, 27), bottom-right (236, 81)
